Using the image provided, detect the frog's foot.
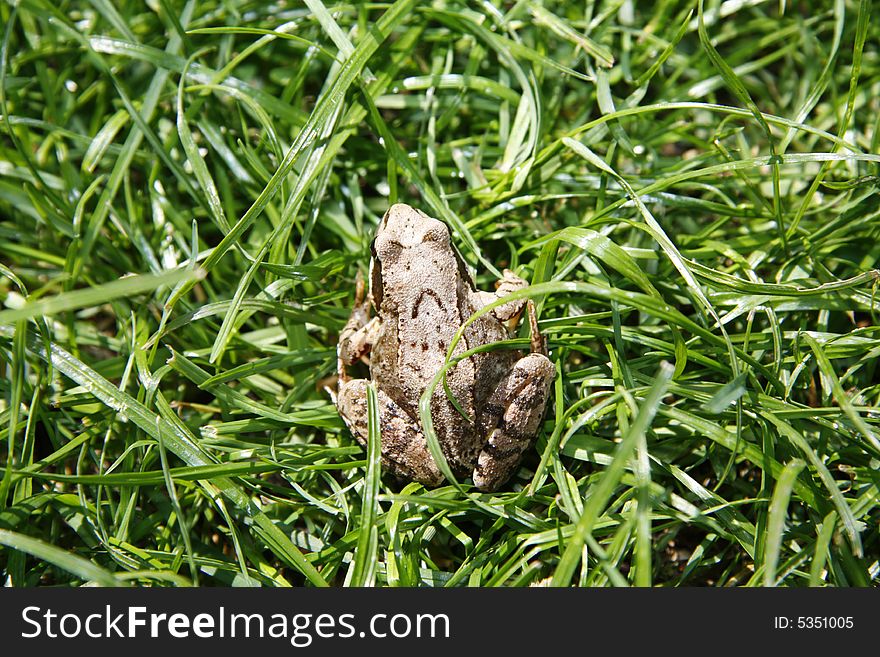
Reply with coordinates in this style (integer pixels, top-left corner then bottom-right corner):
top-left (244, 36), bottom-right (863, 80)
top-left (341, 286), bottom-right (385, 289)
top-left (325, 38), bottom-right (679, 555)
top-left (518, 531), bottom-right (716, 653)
top-left (337, 317), bottom-right (378, 381)
top-left (472, 353), bottom-right (555, 492)
top-left (336, 378), bottom-right (444, 487)
top-left (478, 269), bottom-right (529, 322)
top-left (338, 270), bottom-right (379, 382)
top-left (337, 306), bottom-right (380, 382)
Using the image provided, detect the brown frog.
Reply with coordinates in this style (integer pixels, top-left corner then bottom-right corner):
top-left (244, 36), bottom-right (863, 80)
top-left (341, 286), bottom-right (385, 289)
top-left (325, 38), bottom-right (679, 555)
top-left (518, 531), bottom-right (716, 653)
top-left (336, 203), bottom-right (554, 491)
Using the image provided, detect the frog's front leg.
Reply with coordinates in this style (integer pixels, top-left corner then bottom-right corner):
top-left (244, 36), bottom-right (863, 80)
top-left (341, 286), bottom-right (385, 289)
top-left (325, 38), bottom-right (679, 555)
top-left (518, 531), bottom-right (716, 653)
top-left (337, 273), bottom-right (381, 382)
top-left (472, 302), bottom-right (554, 491)
top-left (477, 268), bottom-right (529, 322)
top-left (336, 379), bottom-right (444, 486)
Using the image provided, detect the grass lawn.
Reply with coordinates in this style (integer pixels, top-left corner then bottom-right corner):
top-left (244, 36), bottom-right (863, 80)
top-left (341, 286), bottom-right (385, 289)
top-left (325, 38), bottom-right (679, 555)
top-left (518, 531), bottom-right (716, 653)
top-left (1, 0), bottom-right (879, 587)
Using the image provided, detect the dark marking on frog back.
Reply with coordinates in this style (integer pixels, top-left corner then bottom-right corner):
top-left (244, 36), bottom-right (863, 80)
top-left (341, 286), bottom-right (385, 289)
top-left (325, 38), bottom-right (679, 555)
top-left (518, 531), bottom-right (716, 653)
top-left (411, 288), bottom-right (445, 319)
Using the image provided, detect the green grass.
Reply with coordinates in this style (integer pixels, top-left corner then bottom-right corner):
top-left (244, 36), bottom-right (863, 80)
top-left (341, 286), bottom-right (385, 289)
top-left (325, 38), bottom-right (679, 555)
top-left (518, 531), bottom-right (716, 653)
top-left (1, 0), bottom-right (879, 587)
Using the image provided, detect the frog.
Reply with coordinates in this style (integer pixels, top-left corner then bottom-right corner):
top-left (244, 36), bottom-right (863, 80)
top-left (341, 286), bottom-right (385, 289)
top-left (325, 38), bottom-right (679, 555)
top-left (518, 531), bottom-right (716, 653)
top-left (335, 203), bottom-right (554, 491)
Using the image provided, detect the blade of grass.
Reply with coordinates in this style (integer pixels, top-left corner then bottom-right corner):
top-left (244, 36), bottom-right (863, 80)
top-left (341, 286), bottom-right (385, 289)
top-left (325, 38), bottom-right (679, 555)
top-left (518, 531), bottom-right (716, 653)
top-left (348, 383), bottom-right (381, 587)
top-left (9, 328), bottom-right (328, 586)
top-left (0, 528), bottom-right (122, 586)
top-left (0, 268), bottom-right (204, 325)
top-left (551, 362), bottom-right (673, 586)
top-left (762, 459), bottom-right (805, 586)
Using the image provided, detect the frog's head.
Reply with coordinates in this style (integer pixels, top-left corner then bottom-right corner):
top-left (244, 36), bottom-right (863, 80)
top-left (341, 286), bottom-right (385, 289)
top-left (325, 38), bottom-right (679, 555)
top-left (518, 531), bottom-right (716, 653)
top-left (370, 204), bottom-right (466, 308)
top-left (372, 203), bottom-right (451, 262)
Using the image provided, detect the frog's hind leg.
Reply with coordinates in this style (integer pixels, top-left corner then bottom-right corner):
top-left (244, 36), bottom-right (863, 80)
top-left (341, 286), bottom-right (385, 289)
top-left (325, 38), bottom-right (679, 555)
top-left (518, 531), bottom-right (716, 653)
top-left (472, 353), bottom-right (555, 491)
top-left (337, 379), bottom-right (444, 487)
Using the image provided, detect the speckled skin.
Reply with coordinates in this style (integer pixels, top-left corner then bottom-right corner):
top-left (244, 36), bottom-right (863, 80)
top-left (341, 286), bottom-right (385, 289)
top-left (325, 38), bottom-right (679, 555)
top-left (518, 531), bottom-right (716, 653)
top-left (336, 203), bottom-right (554, 491)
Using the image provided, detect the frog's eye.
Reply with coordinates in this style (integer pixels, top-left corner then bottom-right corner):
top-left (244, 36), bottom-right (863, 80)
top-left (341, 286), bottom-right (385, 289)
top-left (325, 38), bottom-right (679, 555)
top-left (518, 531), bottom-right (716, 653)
top-left (421, 223), bottom-right (449, 243)
top-left (373, 236), bottom-right (403, 262)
